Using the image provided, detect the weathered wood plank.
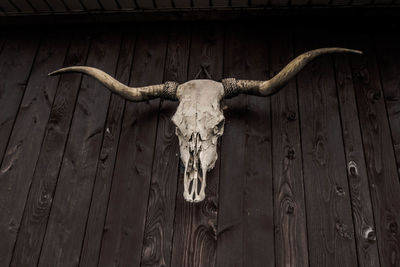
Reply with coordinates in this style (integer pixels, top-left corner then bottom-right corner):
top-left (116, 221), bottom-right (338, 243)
top-left (332, 33), bottom-right (381, 267)
top-left (97, 27), bottom-right (168, 267)
top-left (212, 0), bottom-right (229, 6)
top-left (349, 32), bottom-right (400, 267)
top-left (141, 25), bottom-right (190, 267)
top-left (136, 0), bottom-right (154, 9)
top-left (37, 31), bottom-right (121, 267)
top-left (80, 0), bottom-right (102, 10)
top-left (62, 0), bottom-right (84, 11)
top-left (0, 0), bottom-right (18, 12)
top-left (251, 0), bottom-right (270, 6)
top-left (79, 31), bottom-right (135, 267)
top-left (270, 29), bottom-right (309, 267)
top-left (47, 0), bottom-right (67, 12)
top-left (99, 0), bottom-right (118, 9)
top-left (193, 0), bottom-right (209, 7)
top-left (170, 23), bottom-right (223, 267)
top-left (155, 0), bottom-right (173, 8)
top-left (0, 32), bottom-right (39, 167)
top-left (295, 29), bottom-right (359, 267)
top-left (217, 23), bottom-right (274, 267)
top-left (0, 32), bottom-right (69, 267)
top-left (10, 32), bottom-right (91, 267)
top-left (11, 0), bottom-right (35, 13)
top-left (374, 30), bottom-right (400, 186)
top-left (116, 0), bottom-right (136, 9)
top-left (174, 0), bottom-right (191, 8)
top-left (26, 0), bottom-right (51, 12)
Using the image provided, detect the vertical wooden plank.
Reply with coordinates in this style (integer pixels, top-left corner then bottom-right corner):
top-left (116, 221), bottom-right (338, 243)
top-left (10, 32), bottom-right (91, 267)
top-left (374, 29), bottom-right (400, 182)
top-left (270, 29), bottom-right (309, 267)
top-left (80, 0), bottom-right (102, 10)
top-left (0, 1), bottom-right (18, 12)
top-left (251, 0), bottom-right (269, 6)
top-left (117, 0), bottom-right (136, 9)
top-left (217, 23), bottom-right (274, 267)
top-left (46, 0), bottom-right (67, 12)
top-left (141, 24), bottom-right (191, 267)
top-left (270, 0), bottom-right (289, 6)
top-left (170, 23), bottom-right (223, 267)
top-left (193, 0), bottom-right (209, 7)
top-left (290, 0), bottom-right (310, 6)
top-left (349, 32), bottom-right (400, 267)
top-left (26, 0), bottom-right (51, 12)
top-left (231, 0), bottom-right (247, 6)
top-left (10, 0), bottom-right (35, 13)
top-left (174, 0), bottom-right (191, 8)
top-left (156, 0), bottom-right (173, 8)
top-left (294, 28), bottom-right (359, 267)
top-left (0, 32), bottom-right (39, 166)
top-left (212, 0), bottom-right (229, 7)
top-left (136, 0), bottom-right (154, 8)
top-left (332, 40), bottom-right (381, 267)
top-left (62, 0), bottom-right (84, 11)
top-left (97, 26), bottom-right (168, 267)
top-left (99, 0), bottom-right (118, 9)
top-left (79, 31), bottom-right (136, 267)
top-left (37, 31), bottom-right (121, 267)
top-left (0, 33), bottom-right (69, 267)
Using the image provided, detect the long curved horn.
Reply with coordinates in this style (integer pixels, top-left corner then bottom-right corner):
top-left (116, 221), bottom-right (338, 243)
top-left (49, 66), bottom-right (179, 102)
top-left (222, 48), bottom-right (362, 98)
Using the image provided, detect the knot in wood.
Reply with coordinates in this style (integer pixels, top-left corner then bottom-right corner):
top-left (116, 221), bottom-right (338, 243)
top-left (286, 147), bottom-right (296, 160)
top-left (335, 186), bottom-right (345, 197)
top-left (389, 222), bottom-right (398, 235)
top-left (286, 205), bottom-right (295, 214)
top-left (287, 112), bottom-right (297, 121)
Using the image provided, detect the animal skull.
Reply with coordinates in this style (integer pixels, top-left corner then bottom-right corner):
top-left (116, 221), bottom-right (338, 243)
top-left (172, 80), bottom-right (225, 202)
top-left (49, 48), bottom-right (362, 202)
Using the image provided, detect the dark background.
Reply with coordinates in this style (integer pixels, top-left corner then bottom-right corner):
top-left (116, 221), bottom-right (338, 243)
top-left (0, 14), bottom-right (399, 267)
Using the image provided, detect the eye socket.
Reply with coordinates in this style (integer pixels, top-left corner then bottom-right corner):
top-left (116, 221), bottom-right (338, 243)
top-left (213, 119), bottom-right (225, 134)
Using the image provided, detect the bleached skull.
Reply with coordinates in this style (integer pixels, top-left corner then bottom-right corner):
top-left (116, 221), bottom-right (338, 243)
top-left (49, 48), bottom-right (361, 202)
top-left (172, 80), bottom-right (225, 202)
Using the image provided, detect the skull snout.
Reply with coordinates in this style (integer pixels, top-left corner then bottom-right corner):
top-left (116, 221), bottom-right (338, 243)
top-left (183, 132), bottom-right (206, 202)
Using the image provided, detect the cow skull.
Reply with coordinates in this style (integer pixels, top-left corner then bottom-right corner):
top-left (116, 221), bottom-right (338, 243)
top-left (49, 48), bottom-right (362, 202)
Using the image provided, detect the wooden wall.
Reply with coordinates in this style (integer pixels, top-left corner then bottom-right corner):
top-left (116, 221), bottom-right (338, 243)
top-left (0, 21), bottom-right (399, 267)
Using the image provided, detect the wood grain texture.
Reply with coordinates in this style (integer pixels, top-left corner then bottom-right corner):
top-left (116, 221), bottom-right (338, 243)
top-left (97, 27), bottom-right (168, 267)
top-left (155, 0), bottom-right (172, 8)
top-left (78, 32), bottom-right (135, 267)
top-left (173, 0), bottom-right (191, 8)
top-left (295, 29), bottom-right (359, 267)
top-left (116, 0), bottom-right (136, 9)
top-left (0, 0), bottom-right (18, 12)
top-left (374, 30), bottom-right (400, 186)
top-left (140, 25), bottom-right (190, 267)
top-left (332, 33), bottom-right (381, 267)
top-left (270, 29), bottom-right (309, 267)
top-left (0, 32), bottom-right (69, 267)
top-left (62, 0), bottom-right (84, 11)
top-left (10, 32), bottom-right (91, 267)
top-left (170, 23), bottom-right (223, 267)
top-left (11, 0), bottom-right (35, 13)
top-left (80, 0), bottom-right (102, 10)
top-left (37, 31), bottom-right (121, 267)
top-left (0, 32), bottom-right (39, 167)
top-left (136, 0), bottom-right (154, 8)
top-left (217, 23), bottom-right (274, 267)
top-left (26, 0), bottom-right (51, 12)
top-left (349, 32), bottom-right (400, 267)
top-left (46, 0), bottom-right (67, 12)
